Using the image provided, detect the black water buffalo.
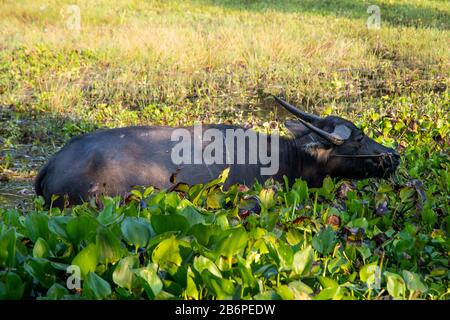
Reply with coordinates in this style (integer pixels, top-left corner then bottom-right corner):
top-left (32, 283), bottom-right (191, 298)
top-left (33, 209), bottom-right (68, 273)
top-left (35, 96), bottom-right (400, 207)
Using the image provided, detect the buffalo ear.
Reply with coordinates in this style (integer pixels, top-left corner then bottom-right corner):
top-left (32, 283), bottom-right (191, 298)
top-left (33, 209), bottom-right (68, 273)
top-left (332, 125), bottom-right (352, 141)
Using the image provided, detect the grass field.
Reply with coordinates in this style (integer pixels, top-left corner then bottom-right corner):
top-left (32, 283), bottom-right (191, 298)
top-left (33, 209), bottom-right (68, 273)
top-left (0, 0), bottom-right (449, 300)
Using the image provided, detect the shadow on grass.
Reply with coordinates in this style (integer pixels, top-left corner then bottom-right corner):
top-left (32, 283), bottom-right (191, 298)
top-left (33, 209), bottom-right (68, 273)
top-left (200, 0), bottom-right (449, 30)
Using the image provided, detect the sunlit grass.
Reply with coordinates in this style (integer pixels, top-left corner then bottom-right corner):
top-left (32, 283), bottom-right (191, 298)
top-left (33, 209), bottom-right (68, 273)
top-left (0, 0), bottom-right (448, 119)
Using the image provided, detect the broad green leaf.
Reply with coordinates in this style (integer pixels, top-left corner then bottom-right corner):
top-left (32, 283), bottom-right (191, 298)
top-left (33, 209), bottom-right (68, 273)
top-left (187, 223), bottom-right (219, 246)
top-left (0, 228), bottom-right (16, 268)
top-left (402, 270), bottom-right (427, 293)
top-left (97, 198), bottom-right (123, 225)
top-left (289, 280), bottom-right (314, 296)
top-left (0, 272), bottom-right (24, 299)
top-left (292, 179), bottom-right (309, 203)
top-left (33, 237), bottom-right (51, 259)
top-left (66, 215), bottom-right (98, 246)
top-left (24, 212), bottom-right (49, 242)
top-left (24, 257), bottom-right (57, 288)
top-left (277, 283), bottom-right (312, 300)
top-left (185, 267), bottom-right (199, 300)
top-left (384, 271), bottom-right (406, 299)
top-left (201, 270), bottom-right (235, 299)
top-left (193, 256), bottom-right (222, 278)
top-left (42, 283), bottom-right (69, 300)
top-left (151, 214), bottom-right (189, 234)
top-left (318, 276), bottom-right (339, 288)
top-left (121, 217), bottom-right (152, 248)
top-left (347, 217), bottom-right (369, 230)
top-left (214, 227), bottom-right (248, 258)
top-left (72, 243), bottom-right (98, 278)
top-left (96, 226), bottom-right (124, 264)
top-left (152, 236), bottom-right (183, 267)
top-left (178, 205), bottom-right (205, 226)
top-left (292, 245), bottom-right (314, 276)
top-left (259, 188), bottom-right (276, 209)
top-left (48, 216), bottom-right (71, 240)
top-left (206, 191), bottom-right (226, 209)
top-left (277, 242), bottom-right (293, 270)
top-left (84, 272), bottom-right (112, 299)
top-left (286, 229), bottom-right (303, 246)
top-left (314, 286), bottom-right (348, 300)
top-left (135, 263), bottom-right (163, 299)
top-left (312, 226), bottom-right (337, 255)
top-left (253, 290), bottom-right (281, 300)
top-left (360, 262), bottom-right (380, 289)
top-left (113, 255), bottom-right (139, 290)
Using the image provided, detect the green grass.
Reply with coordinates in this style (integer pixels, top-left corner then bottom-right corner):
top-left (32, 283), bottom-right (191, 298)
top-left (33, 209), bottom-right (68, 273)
top-left (0, 0), bottom-right (449, 300)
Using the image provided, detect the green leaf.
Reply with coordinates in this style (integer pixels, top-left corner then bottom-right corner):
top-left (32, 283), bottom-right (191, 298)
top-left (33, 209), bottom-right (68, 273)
top-left (121, 217), bottom-right (152, 248)
top-left (259, 188), bottom-right (276, 209)
top-left (320, 176), bottom-right (335, 199)
top-left (360, 262), bottom-right (380, 289)
top-left (384, 271), bottom-right (406, 299)
top-left (314, 286), bottom-right (348, 300)
top-left (193, 256), bottom-right (222, 278)
top-left (43, 283), bottom-right (69, 300)
top-left (185, 267), bottom-right (199, 300)
top-left (347, 217), bottom-right (369, 230)
top-left (24, 258), bottom-right (57, 288)
top-left (277, 242), bottom-right (294, 270)
top-left (312, 226), bottom-right (337, 255)
top-left (96, 226), bottom-right (124, 264)
top-left (187, 223), bottom-right (219, 246)
top-left (152, 236), bottom-right (184, 267)
top-left (318, 276), bottom-right (339, 288)
top-left (399, 187), bottom-right (415, 202)
top-left (0, 272), bottom-right (24, 299)
top-left (253, 290), bottom-right (281, 300)
top-left (66, 215), bottom-right (99, 246)
top-left (97, 198), bottom-right (123, 225)
top-left (178, 205), bottom-right (205, 227)
top-left (151, 214), bottom-right (189, 234)
top-left (48, 216), bottom-right (71, 240)
top-left (286, 229), bottom-right (303, 246)
top-left (72, 243), bottom-right (98, 278)
top-left (24, 212), bottom-right (49, 242)
top-left (206, 191), bottom-right (226, 209)
top-left (33, 237), bottom-right (51, 259)
top-left (214, 227), bottom-right (248, 259)
top-left (84, 272), bottom-right (112, 299)
top-left (292, 179), bottom-right (309, 202)
top-left (201, 270), bottom-right (235, 299)
top-left (113, 255), bottom-right (139, 290)
top-left (292, 245), bottom-right (314, 276)
top-left (135, 263), bottom-right (163, 299)
top-left (0, 228), bottom-right (16, 268)
top-left (402, 270), bottom-right (427, 294)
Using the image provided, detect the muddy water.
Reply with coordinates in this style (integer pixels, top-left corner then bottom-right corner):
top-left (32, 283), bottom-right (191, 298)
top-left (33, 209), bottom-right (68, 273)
top-left (0, 181), bottom-right (35, 211)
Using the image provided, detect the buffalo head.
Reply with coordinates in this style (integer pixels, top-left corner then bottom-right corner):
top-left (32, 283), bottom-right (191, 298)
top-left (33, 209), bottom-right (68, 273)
top-left (273, 96), bottom-right (400, 182)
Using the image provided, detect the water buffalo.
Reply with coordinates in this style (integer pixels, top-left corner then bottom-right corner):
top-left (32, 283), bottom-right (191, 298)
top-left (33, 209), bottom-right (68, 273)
top-left (35, 96), bottom-right (400, 208)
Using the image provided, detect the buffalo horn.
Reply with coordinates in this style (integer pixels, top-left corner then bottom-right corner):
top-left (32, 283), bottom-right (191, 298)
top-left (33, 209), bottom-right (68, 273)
top-left (272, 95), bottom-right (346, 145)
top-left (272, 95), bottom-right (321, 123)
